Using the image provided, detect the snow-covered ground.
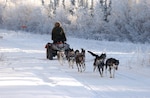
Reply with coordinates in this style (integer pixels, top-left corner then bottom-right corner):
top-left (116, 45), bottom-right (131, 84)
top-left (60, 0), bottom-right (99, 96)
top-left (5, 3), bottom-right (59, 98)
top-left (0, 29), bottom-right (150, 98)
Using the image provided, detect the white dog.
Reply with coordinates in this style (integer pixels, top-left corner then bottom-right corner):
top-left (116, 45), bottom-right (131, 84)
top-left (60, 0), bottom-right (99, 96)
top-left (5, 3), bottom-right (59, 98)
top-left (57, 50), bottom-right (66, 65)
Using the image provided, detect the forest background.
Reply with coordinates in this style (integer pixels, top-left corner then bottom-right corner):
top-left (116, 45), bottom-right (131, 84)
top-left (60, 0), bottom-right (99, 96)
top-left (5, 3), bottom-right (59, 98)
top-left (0, 0), bottom-right (149, 43)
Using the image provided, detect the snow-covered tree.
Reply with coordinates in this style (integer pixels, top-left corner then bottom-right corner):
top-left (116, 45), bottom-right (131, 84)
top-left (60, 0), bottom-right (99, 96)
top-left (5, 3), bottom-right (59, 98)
top-left (0, 0), bottom-right (149, 43)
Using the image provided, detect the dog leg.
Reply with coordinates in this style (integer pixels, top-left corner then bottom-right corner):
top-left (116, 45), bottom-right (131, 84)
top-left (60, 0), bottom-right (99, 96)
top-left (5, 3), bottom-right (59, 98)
top-left (76, 64), bottom-right (80, 72)
top-left (108, 66), bottom-right (112, 78)
top-left (83, 63), bottom-right (86, 71)
top-left (112, 68), bottom-right (116, 78)
top-left (70, 61), bottom-right (74, 69)
top-left (70, 61), bottom-right (73, 69)
top-left (68, 58), bottom-right (73, 68)
top-left (93, 65), bottom-right (97, 72)
top-left (98, 65), bottom-right (102, 77)
top-left (79, 64), bottom-right (82, 72)
top-left (68, 60), bottom-right (71, 68)
top-left (100, 71), bottom-right (103, 77)
top-left (57, 52), bottom-right (62, 65)
top-left (99, 70), bottom-right (102, 77)
top-left (82, 63), bottom-right (86, 72)
top-left (101, 67), bottom-right (104, 77)
top-left (59, 55), bottom-right (63, 65)
top-left (72, 60), bottom-right (75, 69)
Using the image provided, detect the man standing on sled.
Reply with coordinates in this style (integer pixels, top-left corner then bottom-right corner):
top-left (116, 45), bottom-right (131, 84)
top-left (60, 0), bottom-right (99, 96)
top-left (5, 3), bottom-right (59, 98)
top-left (50, 22), bottom-right (70, 51)
top-left (51, 22), bottom-right (67, 44)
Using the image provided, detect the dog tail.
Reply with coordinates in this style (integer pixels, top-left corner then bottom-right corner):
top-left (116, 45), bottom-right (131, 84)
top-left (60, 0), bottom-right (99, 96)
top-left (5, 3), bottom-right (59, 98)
top-left (87, 51), bottom-right (98, 57)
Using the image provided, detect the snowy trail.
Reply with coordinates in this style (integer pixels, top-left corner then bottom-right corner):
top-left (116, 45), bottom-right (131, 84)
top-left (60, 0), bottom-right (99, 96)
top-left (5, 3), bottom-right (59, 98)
top-left (0, 57), bottom-right (97, 98)
top-left (0, 30), bottom-right (150, 98)
top-left (64, 64), bottom-right (150, 98)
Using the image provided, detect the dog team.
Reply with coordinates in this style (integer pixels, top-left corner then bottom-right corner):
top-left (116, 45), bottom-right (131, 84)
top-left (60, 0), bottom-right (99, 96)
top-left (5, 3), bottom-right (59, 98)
top-left (50, 22), bottom-right (119, 78)
top-left (56, 48), bottom-right (119, 78)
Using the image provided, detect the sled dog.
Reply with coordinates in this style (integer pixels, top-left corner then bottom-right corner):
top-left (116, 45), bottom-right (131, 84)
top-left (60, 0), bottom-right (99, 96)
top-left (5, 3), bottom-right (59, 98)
top-left (75, 48), bottom-right (86, 72)
top-left (57, 50), bottom-right (66, 65)
top-left (88, 51), bottom-right (106, 77)
top-left (105, 58), bottom-right (119, 78)
top-left (67, 48), bottom-right (75, 69)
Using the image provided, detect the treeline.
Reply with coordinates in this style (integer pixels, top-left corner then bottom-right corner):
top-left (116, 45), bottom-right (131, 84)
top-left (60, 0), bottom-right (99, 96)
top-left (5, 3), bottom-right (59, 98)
top-left (0, 0), bottom-right (150, 43)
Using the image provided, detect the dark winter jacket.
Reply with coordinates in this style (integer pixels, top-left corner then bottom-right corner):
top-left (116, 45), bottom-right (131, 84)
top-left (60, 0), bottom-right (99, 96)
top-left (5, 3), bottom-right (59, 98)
top-left (51, 27), bottom-right (66, 43)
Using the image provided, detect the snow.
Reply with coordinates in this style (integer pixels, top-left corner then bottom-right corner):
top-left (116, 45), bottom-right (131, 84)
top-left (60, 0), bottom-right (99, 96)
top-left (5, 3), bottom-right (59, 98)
top-left (0, 29), bottom-right (150, 98)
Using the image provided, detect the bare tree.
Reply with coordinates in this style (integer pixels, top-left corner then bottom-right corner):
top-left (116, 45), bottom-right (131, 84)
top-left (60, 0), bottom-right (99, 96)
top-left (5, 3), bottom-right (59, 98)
top-left (99, 0), bottom-right (112, 22)
top-left (42, 0), bottom-right (44, 6)
top-left (71, 0), bottom-right (76, 6)
top-left (62, 0), bottom-right (65, 9)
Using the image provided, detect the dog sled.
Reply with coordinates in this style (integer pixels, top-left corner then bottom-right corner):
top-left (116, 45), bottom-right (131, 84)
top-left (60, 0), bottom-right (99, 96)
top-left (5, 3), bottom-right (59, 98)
top-left (45, 42), bottom-right (70, 60)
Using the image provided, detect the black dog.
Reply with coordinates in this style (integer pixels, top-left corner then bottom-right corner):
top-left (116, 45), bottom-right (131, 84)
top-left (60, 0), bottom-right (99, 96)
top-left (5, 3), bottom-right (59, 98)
top-left (75, 49), bottom-right (86, 72)
top-left (88, 51), bottom-right (106, 77)
top-left (105, 58), bottom-right (119, 78)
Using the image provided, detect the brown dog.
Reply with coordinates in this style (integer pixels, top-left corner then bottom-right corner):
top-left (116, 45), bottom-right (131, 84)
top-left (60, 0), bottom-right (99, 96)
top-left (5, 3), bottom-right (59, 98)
top-left (75, 49), bottom-right (86, 72)
top-left (66, 48), bottom-right (75, 69)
